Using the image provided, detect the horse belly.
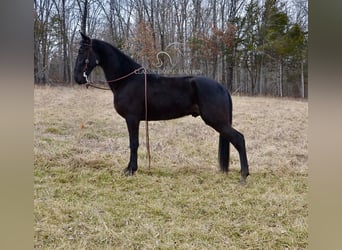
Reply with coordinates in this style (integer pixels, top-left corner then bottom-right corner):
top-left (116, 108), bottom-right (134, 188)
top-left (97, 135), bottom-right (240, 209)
top-left (146, 78), bottom-right (198, 121)
top-left (148, 97), bottom-right (195, 120)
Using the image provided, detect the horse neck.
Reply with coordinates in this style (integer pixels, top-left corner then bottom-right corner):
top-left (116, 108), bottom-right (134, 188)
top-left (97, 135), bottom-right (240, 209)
top-left (93, 40), bottom-right (141, 83)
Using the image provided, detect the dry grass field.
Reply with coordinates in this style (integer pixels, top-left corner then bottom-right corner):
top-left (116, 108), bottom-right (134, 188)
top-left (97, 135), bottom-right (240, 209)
top-left (34, 85), bottom-right (308, 249)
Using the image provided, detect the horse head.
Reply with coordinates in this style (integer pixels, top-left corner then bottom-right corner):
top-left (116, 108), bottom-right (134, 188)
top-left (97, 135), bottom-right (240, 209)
top-left (73, 32), bottom-right (99, 84)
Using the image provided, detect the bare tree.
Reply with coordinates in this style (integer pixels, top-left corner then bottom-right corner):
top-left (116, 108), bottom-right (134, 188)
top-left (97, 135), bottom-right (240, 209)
top-left (75, 0), bottom-right (89, 34)
top-left (34, 0), bottom-right (307, 97)
top-left (34, 0), bottom-right (54, 84)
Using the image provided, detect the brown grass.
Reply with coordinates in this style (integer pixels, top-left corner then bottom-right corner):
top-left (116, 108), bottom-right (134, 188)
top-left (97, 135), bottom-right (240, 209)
top-left (34, 85), bottom-right (308, 249)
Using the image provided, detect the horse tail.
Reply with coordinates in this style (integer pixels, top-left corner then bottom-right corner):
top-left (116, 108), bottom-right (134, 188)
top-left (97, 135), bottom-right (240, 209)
top-left (218, 90), bottom-right (232, 172)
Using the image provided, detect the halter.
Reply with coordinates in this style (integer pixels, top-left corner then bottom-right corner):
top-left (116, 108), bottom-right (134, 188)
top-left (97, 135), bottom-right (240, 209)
top-left (80, 40), bottom-right (151, 169)
top-left (81, 40), bottom-right (144, 88)
top-left (82, 40), bottom-right (99, 84)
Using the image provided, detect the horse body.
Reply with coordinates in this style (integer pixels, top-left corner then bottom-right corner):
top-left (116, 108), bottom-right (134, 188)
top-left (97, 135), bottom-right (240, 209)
top-left (74, 32), bottom-right (249, 183)
top-left (113, 74), bottom-right (198, 121)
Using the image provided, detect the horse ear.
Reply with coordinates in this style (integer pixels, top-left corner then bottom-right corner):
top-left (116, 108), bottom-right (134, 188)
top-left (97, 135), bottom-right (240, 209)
top-left (79, 31), bottom-right (90, 42)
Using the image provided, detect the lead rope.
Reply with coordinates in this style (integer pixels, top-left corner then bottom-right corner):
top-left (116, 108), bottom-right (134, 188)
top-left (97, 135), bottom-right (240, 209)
top-left (85, 81), bottom-right (111, 90)
top-left (143, 68), bottom-right (151, 170)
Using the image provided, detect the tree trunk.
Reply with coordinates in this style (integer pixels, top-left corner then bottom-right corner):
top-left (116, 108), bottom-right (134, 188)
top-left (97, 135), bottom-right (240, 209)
top-left (62, 0), bottom-right (70, 83)
top-left (81, 0), bottom-right (88, 34)
top-left (259, 62), bottom-right (263, 95)
top-left (279, 60), bottom-right (283, 97)
top-left (34, 30), bottom-right (39, 84)
top-left (301, 60), bottom-right (305, 98)
top-left (226, 56), bottom-right (233, 92)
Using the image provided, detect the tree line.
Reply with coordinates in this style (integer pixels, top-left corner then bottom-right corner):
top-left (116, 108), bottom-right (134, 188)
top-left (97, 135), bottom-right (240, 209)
top-left (34, 0), bottom-right (308, 97)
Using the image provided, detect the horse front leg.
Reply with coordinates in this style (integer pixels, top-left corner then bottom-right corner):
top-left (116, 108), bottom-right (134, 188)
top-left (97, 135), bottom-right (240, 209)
top-left (124, 116), bottom-right (140, 176)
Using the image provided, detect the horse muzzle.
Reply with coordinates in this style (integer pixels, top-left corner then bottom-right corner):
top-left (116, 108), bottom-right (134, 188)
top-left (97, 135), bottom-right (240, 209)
top-left (74, 73), bottom-right (87, 84)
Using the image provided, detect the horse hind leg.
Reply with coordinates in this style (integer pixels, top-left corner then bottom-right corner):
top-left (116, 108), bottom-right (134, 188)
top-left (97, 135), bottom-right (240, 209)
top-left (222, 126), bottom-right (249, 184)
top-left (218, 134), bottom-right (230, 173)
top-left (213, 123), bottom-right (249, 184)
top-left (199, 112), bottom-right (249, 183)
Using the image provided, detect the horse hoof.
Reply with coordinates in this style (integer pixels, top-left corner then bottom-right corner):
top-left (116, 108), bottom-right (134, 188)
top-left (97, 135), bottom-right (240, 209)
top-left (123, 168), bottom-right (133, 176)
top-left (240, 177), bottom-right (247, 186)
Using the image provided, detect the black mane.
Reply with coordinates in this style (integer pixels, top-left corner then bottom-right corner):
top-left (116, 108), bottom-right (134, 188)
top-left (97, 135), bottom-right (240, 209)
top-left (91, 39), bottom-right (141, 76)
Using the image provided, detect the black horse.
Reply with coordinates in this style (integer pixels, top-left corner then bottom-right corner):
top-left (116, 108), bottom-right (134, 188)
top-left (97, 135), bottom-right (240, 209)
top-left (74, 32), bottom-right (249, 183)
